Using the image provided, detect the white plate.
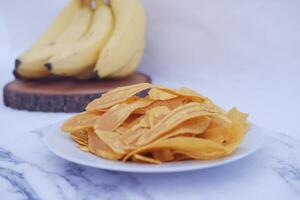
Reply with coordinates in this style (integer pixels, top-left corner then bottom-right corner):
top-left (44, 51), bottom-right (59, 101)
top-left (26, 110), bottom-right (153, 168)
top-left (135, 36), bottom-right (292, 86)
top-left (43, 123), bottom-right (264, 173)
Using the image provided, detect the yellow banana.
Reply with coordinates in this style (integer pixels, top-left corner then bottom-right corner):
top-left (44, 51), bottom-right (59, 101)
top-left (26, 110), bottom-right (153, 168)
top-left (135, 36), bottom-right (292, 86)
top-left (47, 0), bottom-right (114, 76)
top-left (15, 0), bottom-right (93, 79)
top-left (76, 39), bottom-right (145, 80)
top-left (75, 66), bottom-right (95, 80)
top-left (95, 0), bottom-right (146, 78)
top-left (108, 40), bottom-right (145, 78)
top-left (54, 0), bottom-right (93, 44)
top-left (28, 0), bottom-right (82, 51)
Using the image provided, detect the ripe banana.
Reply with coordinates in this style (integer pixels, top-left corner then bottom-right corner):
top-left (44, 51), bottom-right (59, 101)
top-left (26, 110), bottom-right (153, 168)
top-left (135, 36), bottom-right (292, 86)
top-left (75, 65), bottom-right (95, 80)
top-left (109, 40), bottom-right (145, 78)
top-left (47, 0), bottom-right (114, 76)
top-left (76, 39), bottom-right (144, 80)
top-left (26, 0), bottom-right (81, 52)
top-left (54, 0), bottom-right (93, 44)
top-left (95, 0), bottom-right (146, 78)
top-left (76, 39), bottom-right (145, 80)
top-left (15, 0), bottom-right (93, 79)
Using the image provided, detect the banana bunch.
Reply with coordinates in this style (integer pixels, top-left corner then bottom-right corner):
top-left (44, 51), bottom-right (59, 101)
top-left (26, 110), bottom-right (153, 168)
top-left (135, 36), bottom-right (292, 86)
top-left (14, 0), bottom-right (146, 80)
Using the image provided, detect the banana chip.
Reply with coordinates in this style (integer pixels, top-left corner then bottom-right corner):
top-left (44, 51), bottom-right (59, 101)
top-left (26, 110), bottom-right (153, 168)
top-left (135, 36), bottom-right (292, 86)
top-left (61, 111), bottom-right (103, 132)
top-left (122, 127), bottom-right (149, 145)
top-left (227, 107), bottom-right (250, 130)
top-left (95, 130), bottom-right (129, 155)
top-left (88, 130), bottom-right (123, 160)
top-left (94, 97), bottom-right (153, 131)
top-left (148, 88), bottom-right (177, 100)
top-left (134, 97), bottom-right (187, 114)
top-left (136, 102), bottom-right (219, 146)
top-left (86, 83), bottom-right (152, 111)
top-left (70, 129), bottom-right (91, 152)
top-left (158, 117), bottom-right (211, 141)
top-left (147, 106), bottom-right (171, 127)
top-left (152, 149), bottom-right (174, 162)
top-left (79, 145), bottom-right (89, 152)
top-left (62, 83), bottom-right (250, 164)
top-left (172, 153), bottom-right (191, 161)
top-left (154, 86), bottom-right (205, 102)
top-left (225, 108), bottom-right (249, 151)
top-left (132, 154), bottom-right (161, 164)
top-left (124, 137), bottom-right (230, 161)
top-left (201, 127), bottom-right (228, 145)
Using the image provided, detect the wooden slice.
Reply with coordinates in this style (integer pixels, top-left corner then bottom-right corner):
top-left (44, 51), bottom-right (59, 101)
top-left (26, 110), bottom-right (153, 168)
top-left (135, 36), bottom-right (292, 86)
top-left (3, 72), bottom-right (151, 113)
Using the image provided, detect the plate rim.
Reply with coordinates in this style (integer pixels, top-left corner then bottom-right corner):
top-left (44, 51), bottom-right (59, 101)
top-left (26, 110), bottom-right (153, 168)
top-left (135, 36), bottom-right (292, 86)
top-left (43, 123), bottom-right (264, 173)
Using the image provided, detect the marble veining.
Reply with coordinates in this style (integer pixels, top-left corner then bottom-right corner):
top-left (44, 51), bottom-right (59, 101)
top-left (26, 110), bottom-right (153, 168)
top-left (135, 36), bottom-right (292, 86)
top-left (0, 126), bottom-right (299, 200)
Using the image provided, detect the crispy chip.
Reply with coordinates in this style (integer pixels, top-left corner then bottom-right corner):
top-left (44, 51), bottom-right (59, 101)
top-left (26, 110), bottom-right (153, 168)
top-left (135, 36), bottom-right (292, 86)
top-left (94, 97), bottom-right (153, 132)
top-left (78, 145), bottom-right (89, 152)
top-left (128, 113), bottom-right (151, 131)
top-left (147, 106), bottom-right (171, 127)
top-left (61, 111), bottom-right (103, 132)
top-left (172, 153), bottom-right (191, 161)
top-left (122, 127), bottom-right (149, 145)
top-left (121, 114), bottom-right (143, 128)
top-left (158, 117), bottom-right (211, 141)
top-left (134, 97), bottom-right (187, 114)
top-left (153, 86), bottom-right (205, 102)
top-left (136, 102), bottom-right (219, 146)
top-left (201, 127), bottom-right (228, 145)
top-left (117, 115), bottom-right (151, 145)
top-left (224, 122), bottom-right (245, 152)
top-left (94, 98), bottom-right (155, 155)
top-left (227, 107), bottom-right (250, 130)
top-left (148, 88), bottom-right (177, 100)
top-left (95, 129), bottom-right (129, 155)
top-left (138, 115), bottom-right (151, 128)
top-left (124, 137), bottom-right (229, 161)
top-left (70, 129), bottom-right (89, 146)
top-left (71, 136), bottom-right (88, 146)
top-left (118, 106), bottom-right (170, 145)
top-left (86, 83), bottom-right (153, 111)
top-left (132, 154), bottom-right (162, 164)
top-left (152, 149), bottom-right (174, 162)
top-left (203, 98), bottom-right (227, 115)
top-left (88, 130), bottom-right (122, 160)
top-left (225, 108), bottom-right (249, 151)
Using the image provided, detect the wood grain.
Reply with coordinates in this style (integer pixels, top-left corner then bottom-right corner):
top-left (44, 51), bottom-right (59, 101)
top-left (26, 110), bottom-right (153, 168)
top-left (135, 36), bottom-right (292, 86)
top-left (3, 72), bottom-right (151, 112)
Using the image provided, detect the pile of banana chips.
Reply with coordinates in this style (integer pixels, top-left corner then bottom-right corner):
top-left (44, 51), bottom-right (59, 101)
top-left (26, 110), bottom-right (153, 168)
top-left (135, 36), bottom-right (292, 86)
top-left (62, 83), bottom-right (250, 164)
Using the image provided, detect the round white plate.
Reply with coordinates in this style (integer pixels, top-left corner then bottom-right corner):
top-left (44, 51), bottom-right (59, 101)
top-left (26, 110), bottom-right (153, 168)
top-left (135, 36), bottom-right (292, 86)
top-left (44, 123), bottom-right (264, 173)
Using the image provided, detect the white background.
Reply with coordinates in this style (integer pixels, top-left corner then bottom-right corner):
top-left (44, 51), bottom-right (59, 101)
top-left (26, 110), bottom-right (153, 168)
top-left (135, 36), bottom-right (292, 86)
top-left (0, 0), bottom-right (299, 138)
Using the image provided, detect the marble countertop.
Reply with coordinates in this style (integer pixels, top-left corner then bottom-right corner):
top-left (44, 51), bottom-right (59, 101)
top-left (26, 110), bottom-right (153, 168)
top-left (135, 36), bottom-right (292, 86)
top-left (0, 123), bottom-right (299, 200)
